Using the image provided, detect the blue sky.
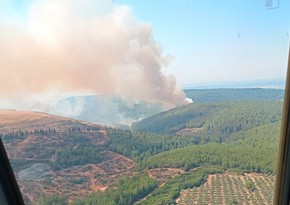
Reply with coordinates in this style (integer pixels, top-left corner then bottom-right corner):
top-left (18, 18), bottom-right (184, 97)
top-left (1, 0), bottom-right (290, 86)
top-left (116, 0), bottom-right (290, 85)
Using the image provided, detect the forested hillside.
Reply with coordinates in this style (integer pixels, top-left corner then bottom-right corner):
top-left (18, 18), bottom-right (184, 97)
top-left (184, 88), bottom-right (284, 102)
top-left (71, 98), bottom-right (282, 205)
top-left (104, 129), bottom-right (203, 161)
top-left (73, 174), bottom-right (157, 205)
top-left (132, 101), bottom-right (282, 143)
top-left (1, 89), bottom-right (284, 205)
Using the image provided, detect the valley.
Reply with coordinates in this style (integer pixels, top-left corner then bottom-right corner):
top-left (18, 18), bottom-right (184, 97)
top-left (0, 0), bottom-right (287, 204)
top-left (0, 89), bottom-right (284, 205)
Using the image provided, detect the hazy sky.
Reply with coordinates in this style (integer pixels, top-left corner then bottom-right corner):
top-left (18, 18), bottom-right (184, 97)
top-left (1, 0), bottom-right (290, 86)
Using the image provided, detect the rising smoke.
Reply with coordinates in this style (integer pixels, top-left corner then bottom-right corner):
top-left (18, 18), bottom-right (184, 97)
top-left (0, 0), bottom-right (190, 108)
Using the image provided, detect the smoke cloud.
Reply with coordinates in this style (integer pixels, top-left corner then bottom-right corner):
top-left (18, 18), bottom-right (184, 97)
top-left (0, 0), bottom-right (189, 108)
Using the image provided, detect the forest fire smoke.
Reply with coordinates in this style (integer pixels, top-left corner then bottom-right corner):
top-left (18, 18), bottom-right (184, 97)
top-left (0, 0), bottom-right (190, 107)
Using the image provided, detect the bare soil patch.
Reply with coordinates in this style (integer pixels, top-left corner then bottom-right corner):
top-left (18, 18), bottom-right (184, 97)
top-left (175, 127), bottom-right (203, 136)
top-left (147, 168), bottom-right (185, 185)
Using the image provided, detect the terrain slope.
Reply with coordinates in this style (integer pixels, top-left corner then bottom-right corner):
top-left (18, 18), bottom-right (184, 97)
top-left (0, 110), bottom-right (135, 204)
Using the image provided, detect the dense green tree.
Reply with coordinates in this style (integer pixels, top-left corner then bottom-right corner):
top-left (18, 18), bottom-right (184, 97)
top-left (140, 122), bottom-right (280, 174)
top-left (53, 145), bottom-right (103, 170)
top-left (132, 101), bottom-right (282, 143)
top-left (184, 88), bottom-right (284, 102)
top-left (37, 195), bottom-right (67, 205)
top-left (73, 174), bottom-right (157, 205)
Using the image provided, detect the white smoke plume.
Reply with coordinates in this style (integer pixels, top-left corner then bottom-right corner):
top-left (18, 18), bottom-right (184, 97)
top-left (0, 0), bottom-right (189, 108)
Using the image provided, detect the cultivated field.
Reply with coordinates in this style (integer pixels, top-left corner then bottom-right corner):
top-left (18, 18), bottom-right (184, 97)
top-left (177, 173), bottom-right (275, 205)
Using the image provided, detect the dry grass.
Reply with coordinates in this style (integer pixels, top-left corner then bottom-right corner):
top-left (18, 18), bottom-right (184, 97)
top-left (175, 127), bottom-right (203, 136)
top-left (0, 109), bottom-right (98, 133)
